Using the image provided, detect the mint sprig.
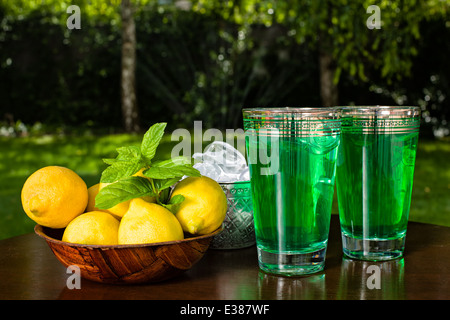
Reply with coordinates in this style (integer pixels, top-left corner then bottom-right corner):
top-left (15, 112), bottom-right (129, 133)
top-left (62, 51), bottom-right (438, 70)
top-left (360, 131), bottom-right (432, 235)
top-left (95, 176), bottom-right (156, 209)
top-left (95, 122), bottom-right (200, 213)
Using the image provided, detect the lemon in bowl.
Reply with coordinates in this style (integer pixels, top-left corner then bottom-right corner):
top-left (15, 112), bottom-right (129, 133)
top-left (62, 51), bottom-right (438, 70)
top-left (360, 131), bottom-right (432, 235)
top-left (118, 198), bottom-right (184, 245)
top-left (171, 176), bottom-right (228, 235)
top-left (62, 211), bottom-right (120, 245)
top-left (21, 166), bottom-right (88, 228)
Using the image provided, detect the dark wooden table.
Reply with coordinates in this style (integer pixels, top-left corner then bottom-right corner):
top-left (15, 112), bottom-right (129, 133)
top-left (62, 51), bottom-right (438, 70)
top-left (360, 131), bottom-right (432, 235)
top-left (0, 215), bottom-right (448, 300)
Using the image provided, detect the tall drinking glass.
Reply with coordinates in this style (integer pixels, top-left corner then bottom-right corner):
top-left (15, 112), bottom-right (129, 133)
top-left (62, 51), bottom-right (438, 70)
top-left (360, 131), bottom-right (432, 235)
top-left (243, 107), bottom-right (341, 275)
top-left (336, 106), bottom-right (420, 261)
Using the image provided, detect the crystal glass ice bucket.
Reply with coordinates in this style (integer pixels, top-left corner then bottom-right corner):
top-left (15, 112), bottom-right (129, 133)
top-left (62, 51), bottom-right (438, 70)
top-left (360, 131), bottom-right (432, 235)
top-left (210, 181), bottom-right (255, 249)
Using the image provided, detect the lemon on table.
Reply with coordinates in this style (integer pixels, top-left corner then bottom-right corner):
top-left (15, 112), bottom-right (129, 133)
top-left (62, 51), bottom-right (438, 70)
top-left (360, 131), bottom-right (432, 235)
top-left (21, 166), bottom-right (88, 228)
top-left (170, 176), bottom-right (227, 235)
top-left (62, 211), bottom-right (119, 245)
top-left (118, 198), bottom-right (184, 245)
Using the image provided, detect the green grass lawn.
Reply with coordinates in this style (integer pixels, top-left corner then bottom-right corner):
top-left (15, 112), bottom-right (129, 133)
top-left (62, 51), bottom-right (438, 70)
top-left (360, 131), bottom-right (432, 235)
top-left (0, 133), bottom-right (449, 240)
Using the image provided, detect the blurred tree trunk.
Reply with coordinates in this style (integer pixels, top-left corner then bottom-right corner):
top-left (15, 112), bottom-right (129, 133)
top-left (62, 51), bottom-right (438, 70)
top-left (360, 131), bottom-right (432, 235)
top-left (121, 0), bottom-right (140, 133)
top-left (318, 2), bottom-right (338, 108)
top-left (318, 50), bottom-right (338, 107)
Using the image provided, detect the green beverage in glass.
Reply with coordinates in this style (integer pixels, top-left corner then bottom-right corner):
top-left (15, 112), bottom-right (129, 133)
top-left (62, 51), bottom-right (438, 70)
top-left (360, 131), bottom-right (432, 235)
top-left (336, 106), bottom-right (420, 261)
top-left (243, 107), bottom-right (341, 275)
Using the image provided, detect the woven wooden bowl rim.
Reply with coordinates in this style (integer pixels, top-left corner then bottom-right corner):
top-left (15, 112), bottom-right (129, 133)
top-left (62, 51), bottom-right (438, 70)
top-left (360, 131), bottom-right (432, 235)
top-left (34, 224), bottom-right (223, 249)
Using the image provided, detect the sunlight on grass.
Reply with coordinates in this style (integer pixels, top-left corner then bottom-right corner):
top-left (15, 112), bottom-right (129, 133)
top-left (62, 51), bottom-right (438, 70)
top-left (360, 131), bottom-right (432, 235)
top-left (410, 139), bottom-right (450, 226)
top-left (0, 135), bottom-right (448, 240)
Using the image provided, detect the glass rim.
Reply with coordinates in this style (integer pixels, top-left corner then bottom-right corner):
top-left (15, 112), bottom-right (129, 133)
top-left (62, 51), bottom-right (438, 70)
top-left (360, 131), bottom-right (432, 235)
top-left (242, 107), bottom-right (341, 118)
top-left (338, 106), bottom-right (420, 133)
top-left (242, 107), bottom-right (341, 136)
top-left (337, 105), bottom-right (420, 117)
top-left (219, 180), bottom-right (251, 186)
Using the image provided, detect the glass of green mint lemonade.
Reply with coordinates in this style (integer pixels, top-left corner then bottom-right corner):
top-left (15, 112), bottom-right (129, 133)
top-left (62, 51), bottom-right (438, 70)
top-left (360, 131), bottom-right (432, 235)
top-left (243, 107), bottom-right (341, 275)
top-left (336, 106), bottom-right (420, 261)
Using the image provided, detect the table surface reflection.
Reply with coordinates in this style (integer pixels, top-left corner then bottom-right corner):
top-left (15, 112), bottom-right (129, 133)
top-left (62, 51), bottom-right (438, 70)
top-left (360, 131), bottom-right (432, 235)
top-left (0, 215), bottom-right (448, 300)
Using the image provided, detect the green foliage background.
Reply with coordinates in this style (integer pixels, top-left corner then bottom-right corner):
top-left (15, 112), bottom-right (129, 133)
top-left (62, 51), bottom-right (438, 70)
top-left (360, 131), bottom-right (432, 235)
top-left (1, 0), bottom-right (449, 135)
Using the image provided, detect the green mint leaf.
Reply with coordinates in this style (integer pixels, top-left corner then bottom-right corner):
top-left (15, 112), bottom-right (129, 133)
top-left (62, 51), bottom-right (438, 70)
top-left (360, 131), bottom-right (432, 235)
top-left (95, 176), bottom-right (156, 209)
top-left (103, 146), bottom-right (141, 166)
top-left (157, 187), bottom-right (171, 204)
top-left (141, 122), bottom-right (167, 161)
top-left (161, 194), bottom-right (185, 214)
top-left (101, 146), bottom-right (143, 182)
top-left (169, 194), bottom-right (185, 205)
top-left (116, 145), bottom-right (141, 161)
top-left (100, 159), bottom-right (143, 183)
top-left (143, 165), bottom-right (200, 180)
top-left (102, 158), bottom-right (117, 165)
top-left (153, 177), bottom-right (181, 191)
top-left (152, 156), bottom-right (191, 168)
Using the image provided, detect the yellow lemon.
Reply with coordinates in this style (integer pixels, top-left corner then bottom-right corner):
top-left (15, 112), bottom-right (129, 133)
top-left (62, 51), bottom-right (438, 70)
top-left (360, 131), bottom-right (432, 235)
top-left (170, 176), bottom-right (227, 235)
top-left (118, 198), bottom-right (184, 245)
top-left (86, 183), bottom-right (102, 212)
top-left (62, 211), bottom-right (119, 245)
top-left (21, 166), bottom-right (88, 228)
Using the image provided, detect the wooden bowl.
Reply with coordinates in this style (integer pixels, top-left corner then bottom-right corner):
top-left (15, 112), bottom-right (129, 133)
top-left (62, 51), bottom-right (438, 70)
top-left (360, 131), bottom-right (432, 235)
top-left (35, 225), bottom-right (222, 284)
